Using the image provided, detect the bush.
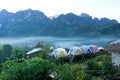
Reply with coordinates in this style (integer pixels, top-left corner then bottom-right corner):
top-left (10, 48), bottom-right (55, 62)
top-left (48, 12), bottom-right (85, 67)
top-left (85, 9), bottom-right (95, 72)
top-left (0, 57), bottom-right (55, 80)
top-left (86, 60), bottom-right (102, 76)
top-left (102, 61), bottom-right (116, 75)
top-left (54, 64), bottom-right (86, 80)
top-left (83, 74), bottom-right (99, 80)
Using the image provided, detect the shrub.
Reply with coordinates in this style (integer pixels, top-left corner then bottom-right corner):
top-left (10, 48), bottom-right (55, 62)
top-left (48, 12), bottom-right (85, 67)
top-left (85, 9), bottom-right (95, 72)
top-left (54, 64), bottom-right (86, 80)
top-left (86, 60), bottom-right (102, 76)
top-left (0, 57), bottom-right (55, 80)
top-left (102, 61), bottom-right (116, 75)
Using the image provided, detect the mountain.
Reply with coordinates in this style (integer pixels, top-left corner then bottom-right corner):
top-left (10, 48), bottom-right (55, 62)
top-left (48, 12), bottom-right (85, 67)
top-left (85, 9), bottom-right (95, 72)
top-left (0, 9), bottom-right (51, 36)
top-left (94, 23), bottom-right (120, 36)
top-left (0, 9), bottom-right (119, 37)
top-left (45, 13), bottom-right (118, 37)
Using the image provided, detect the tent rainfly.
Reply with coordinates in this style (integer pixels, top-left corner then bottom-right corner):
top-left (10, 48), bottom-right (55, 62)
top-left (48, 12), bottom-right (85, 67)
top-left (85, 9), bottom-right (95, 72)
top-left (80, 45), bottom-right (89, 54)
top-left (68, 46), bottom-right (82, 56)
top-left (88, 45), bottom-right (98, 53)
top-left (51, 48), bottom-right (67, 60)
top-left (98, 47), bottom-right (104, 51)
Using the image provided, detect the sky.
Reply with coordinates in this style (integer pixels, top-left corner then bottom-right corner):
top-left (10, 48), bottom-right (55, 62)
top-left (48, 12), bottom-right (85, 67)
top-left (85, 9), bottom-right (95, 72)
top-left (0, 0), bottom-right (120, 22)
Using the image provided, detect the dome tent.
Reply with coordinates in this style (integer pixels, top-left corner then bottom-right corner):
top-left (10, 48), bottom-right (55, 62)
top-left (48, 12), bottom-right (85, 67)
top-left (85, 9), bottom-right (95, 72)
top-left (49, 47), bottom-right (54, 51)
top-left (88, 45), bottom-right (98, 53)
top-left (80, 45), bottom-right (90, 54)
top-left (68, 46), bottom-right (83, 63)
top-left (51, 48), bottom-right (68, 60)
top-left (68, 46), bottom-right (82, 56)
top-left (98, 47), bottom-right (104, 52)
top-left (98, 47), bottom-right (105, 54)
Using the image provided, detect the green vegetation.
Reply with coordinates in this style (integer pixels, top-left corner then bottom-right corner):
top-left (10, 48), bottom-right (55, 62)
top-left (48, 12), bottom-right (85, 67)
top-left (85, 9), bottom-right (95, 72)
top-left (0, 44), bottom-right (13, 72)
top-left (0, 43), bottom-right (117, 80)
top-left (0, 58), bottom-right (55, 80)
top-left (0, 44), bottom-right (12, 62)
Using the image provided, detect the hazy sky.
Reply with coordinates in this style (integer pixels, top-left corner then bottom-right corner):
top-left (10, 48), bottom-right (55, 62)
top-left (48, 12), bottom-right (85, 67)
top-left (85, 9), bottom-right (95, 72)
top-left (0, 0), bottom-right (120, 22)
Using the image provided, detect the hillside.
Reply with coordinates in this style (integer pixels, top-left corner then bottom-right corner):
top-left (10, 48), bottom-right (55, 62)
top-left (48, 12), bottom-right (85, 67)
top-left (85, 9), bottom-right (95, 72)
top-left (0, 9), bottom-right (119, 37)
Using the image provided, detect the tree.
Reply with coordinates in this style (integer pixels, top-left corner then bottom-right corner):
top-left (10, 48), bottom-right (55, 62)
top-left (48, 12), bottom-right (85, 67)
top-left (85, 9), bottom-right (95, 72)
top-left (2, 44), bottom-right (12, 58)
top-left (0, 44), bottom-right (13, 63)
top-left (9, 48), bottom-right (27, 60)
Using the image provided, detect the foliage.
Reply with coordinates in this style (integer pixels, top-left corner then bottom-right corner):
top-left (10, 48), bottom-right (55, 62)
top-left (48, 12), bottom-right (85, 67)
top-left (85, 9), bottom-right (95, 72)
top-left (0, 44), bottom-right (13, 72)
top-left (35, 42), bottom-right (50, 59)
top-left (38, 50), bottom-right (49, 59)
top-left (85, 53), bottom-right (117, 80)
top-left (54, 63), bottom-right (85, 80)
top-left (102, 61), bottom-right (116, 75)
top-left (0, 44), bottom-right (13, 61)
top-left (0, 44), bottom-right (117, 80)
top-left (35, 42), bottom-right (48, 49)
top-left (2, 44), bottom-right (12, 56)
top-left (0, 57), bottom-right (55, 80)
top-left (86, 60), bottom-right (102, 75)
top-left (10, 48), bottom-right (27, 60)
top-left (83, 74), bottom-right (98, 80)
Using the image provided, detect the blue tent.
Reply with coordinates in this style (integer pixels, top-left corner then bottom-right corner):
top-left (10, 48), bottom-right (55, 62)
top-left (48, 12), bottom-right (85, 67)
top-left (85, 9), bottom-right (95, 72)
top-left (88, 45), bottom-right (98, 53)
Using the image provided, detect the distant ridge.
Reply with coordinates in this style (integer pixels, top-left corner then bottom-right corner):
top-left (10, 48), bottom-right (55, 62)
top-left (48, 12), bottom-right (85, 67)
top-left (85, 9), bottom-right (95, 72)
top-left (0, 9), bottom-right (119, 37)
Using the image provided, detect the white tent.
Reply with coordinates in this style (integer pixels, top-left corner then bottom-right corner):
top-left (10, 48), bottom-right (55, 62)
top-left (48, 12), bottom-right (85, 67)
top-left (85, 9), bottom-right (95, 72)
top-left (98, 47), bottom-right (104, 52)
top-left (80, 45), bottom-right (89, 54)
top-left (51, 48), bottom-right (68, 60)
top-left (68, 46), bottom-right (82, 56)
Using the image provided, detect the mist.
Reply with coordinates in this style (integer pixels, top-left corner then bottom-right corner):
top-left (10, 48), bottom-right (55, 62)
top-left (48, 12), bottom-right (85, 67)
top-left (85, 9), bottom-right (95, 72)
top-left (0, 36), bottom-right (119, 48)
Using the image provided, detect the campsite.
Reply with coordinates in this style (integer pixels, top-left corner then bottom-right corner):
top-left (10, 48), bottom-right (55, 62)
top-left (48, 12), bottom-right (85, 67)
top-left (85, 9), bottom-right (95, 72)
top-left (0, 41), bottom-right (119, 80)
top-left (0, 0), bottom-right (120, 79)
